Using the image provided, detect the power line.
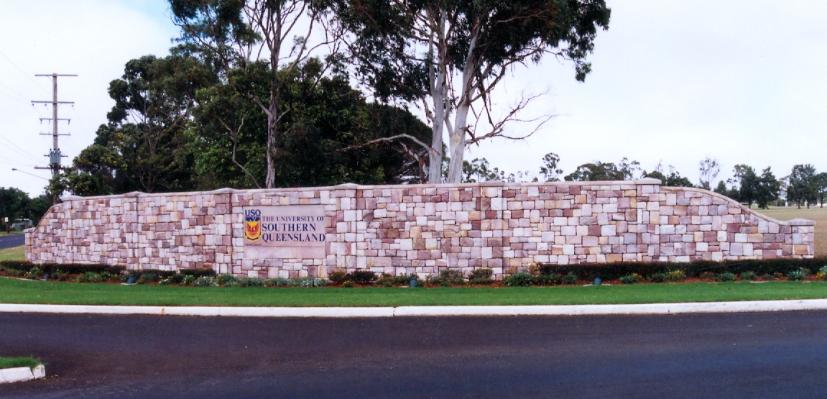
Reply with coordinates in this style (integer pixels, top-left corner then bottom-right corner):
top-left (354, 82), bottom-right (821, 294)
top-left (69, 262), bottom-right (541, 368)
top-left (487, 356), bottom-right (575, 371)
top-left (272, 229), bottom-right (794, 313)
top-left (31, 73), bottom-right (77, 178)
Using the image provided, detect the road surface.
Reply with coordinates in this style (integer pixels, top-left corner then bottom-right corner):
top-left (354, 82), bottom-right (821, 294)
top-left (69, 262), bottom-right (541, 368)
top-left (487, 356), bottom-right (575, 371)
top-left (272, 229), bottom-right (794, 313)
top-left (0, 234), bottom-right (23, 250)
top-left (1, 312), bottom-right (826, 398)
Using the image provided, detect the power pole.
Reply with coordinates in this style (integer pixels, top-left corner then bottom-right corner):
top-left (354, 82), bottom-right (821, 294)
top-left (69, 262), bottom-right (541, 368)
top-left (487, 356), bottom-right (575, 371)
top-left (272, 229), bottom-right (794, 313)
top-left (32, 73), bottom-right (76, 178)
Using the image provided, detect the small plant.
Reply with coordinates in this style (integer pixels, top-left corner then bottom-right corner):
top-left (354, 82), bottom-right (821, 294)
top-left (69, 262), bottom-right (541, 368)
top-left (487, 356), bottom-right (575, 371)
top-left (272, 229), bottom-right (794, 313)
top-left (237, 277), bottom-right (264, 287)
top-left (717, 272), bottom-right (736, 282)
top-left (439, 270), bottom-right (466, 286)
top-left (468, 268), bottom-right (493, 285)
top-left (181, 274), bottom-right (197, 286)
top-left (193, 276), bottom-right (217, 287)
top-left (342, 280), bottom-right (354, 288)
top-left (77, 271), bottom-right (103, 283)
top-left (376, 274), bottom-right (399, 287)
top-left (533, 273), bottom-right (562, 286)
top-left (649, 272), bottom-right (667, 283)
top-left (561, 272), bottom-right (578, 285)
top-left (328, 269), bottom-right (348, 284)
top-left (504, 272), bottom-right (533, 287)
top-left (787, 267), bottom-right (810, 281)
top-left (216, 274), bottom-right (239, 287)
top-left (50, 269), bottom-right (68, 281)
top-left (347, 270), bottom-right (377, 285)
top-left (138, 272), bottom-right (160, 284)
top-left (619, 273), bottom-right (642, 284)
top-left (816, 266), bottom-right (827, 280)
top-left (24, 266), bottom-right (43, 280)
top-left (739, 271), bottom-right (757, 281)
top-left (665, 270), bottom-right (686, 282)
top-left (699, 271), bottom-right (717, 280)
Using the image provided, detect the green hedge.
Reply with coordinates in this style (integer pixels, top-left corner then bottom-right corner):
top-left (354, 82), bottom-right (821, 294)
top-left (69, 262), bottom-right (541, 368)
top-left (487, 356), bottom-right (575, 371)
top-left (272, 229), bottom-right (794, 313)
top-left (0, 260), bottom-right (124, 275)
top-left (0, 261), bottom-right (214, 277)
top-left (540, 257), bottom-right (827, 280)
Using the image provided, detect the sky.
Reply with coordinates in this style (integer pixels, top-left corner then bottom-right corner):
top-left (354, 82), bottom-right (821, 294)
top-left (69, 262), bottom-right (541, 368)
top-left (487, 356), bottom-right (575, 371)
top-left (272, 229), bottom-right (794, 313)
top-left (0, 0), bottom-right (825, 196)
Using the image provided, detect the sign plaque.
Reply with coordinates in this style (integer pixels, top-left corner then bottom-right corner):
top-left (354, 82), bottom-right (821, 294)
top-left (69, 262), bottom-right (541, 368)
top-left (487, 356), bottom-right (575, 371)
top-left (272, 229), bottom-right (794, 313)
top-left (243, 205), bottom-right (327, 258)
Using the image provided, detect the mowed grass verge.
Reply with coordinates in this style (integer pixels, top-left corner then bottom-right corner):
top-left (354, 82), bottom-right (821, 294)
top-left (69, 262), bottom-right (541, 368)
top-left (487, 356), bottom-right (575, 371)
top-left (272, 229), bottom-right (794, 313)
top-left (2, 277), bottom-right (827, 307)
top-left (0, 246), bottom-right (24, 262)
top-left (755, 207), bottom-right (827, 257)
top-left (0, 356), bottom-right (41, 370)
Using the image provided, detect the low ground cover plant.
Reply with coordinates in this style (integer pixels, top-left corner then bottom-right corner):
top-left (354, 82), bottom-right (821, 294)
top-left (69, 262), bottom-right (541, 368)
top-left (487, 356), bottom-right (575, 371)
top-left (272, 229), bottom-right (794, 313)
top-left (2, 259), bottom-right (827, 288)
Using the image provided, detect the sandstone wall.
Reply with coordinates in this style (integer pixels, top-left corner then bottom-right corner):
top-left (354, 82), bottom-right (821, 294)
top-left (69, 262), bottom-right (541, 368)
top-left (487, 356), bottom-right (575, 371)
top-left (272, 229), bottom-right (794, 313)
top-left (25, 179), bottom-right (815, 278)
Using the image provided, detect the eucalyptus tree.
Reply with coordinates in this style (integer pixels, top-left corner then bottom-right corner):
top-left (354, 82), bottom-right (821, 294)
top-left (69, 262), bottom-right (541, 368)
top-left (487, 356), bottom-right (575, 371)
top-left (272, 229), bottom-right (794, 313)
top-left (336, 0), bottom-right (610, 183)
top-left (170, 0), bottom-right (342, 188)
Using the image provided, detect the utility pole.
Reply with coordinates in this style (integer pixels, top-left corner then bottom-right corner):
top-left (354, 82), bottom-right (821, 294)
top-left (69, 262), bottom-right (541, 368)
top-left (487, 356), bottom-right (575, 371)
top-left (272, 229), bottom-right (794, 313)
top-left (32, 73), bottom-right (76, 178)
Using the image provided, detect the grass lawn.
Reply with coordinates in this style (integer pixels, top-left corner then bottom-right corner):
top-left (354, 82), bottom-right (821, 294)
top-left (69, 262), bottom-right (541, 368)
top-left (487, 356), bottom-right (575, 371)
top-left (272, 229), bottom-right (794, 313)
top-left (755, 207), bottom-right (827, 256)
top-left (0, 357), bottom-right (41, 370)
top-left (2, 277), bottom-right (827, 307)
top-left (0, 246), bottom-right (24, 262)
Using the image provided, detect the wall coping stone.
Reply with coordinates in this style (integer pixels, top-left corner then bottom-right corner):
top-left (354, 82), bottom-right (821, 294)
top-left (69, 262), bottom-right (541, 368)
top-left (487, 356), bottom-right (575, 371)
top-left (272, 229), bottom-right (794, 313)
top-left (54, 179), bottom-right (666, 202)
top-left (661, 186), bottom-right (815, 227)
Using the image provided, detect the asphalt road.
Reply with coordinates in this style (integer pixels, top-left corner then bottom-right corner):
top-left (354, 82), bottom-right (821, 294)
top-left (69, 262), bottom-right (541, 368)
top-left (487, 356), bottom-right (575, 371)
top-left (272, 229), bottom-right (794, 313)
top-left (0, 234), bottom-right (23, 250)
top-left (2, 312), bottom-right (827, 399)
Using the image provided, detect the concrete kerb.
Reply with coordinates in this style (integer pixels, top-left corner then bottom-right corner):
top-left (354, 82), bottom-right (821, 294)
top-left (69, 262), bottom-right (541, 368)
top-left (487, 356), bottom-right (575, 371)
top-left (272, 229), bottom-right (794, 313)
top-left (0, 364), bottom-right (45, 384)
top-left (3, 299), bottom-right (827, 318)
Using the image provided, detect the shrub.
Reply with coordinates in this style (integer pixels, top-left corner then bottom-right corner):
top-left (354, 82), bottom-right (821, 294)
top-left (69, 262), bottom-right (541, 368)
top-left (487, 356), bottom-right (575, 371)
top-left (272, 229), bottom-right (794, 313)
top-left (328, 269), bottom-right (348, 284)
top-left (77, 271), bottom-right (103, 283)
top-left (717, 272), bottom-right (736, 282)
top-left (342, 280), bottom-right (354, 288)
top-left (193, 276), bottom-right (217, 287)
top-left (237, 277), bottom-right (264, 287)
top-left (182, 275), bottom-right (197, 286)
top-left (24, 267), bottom-right (43, 280)
top-left (699, 271), bottom-right (717, 280)
top-left (787, 268), bottom-right (810, 281)
top-left (649, 272), bottom-right (667, 283)
top-left (439, 270), bottom-right (466, 286)
top-left (562, 272), bottom-right (578, 285)
top-left (619, 273), bottom-right (642, 284)
top-left (0, 261), bottom-right (125, 275)
top-left (666, 270), bottom-right (686, 282)
top-left (504, 272), bottom-right (533, 287)
top-left (534, 273), bottom-right (562, 286)
top-left (347, 270), bottom-right (377, 285)
top-left (816, 266), bottom-right (827, 281)
top-left (179, 268), bottom-right (216, 277)
top-left (50, 269), bottom-right (68, 281)
top-left (216, 274), bottom-right (238, 287)
top-left (739, 271), bottom-right (757, 281)
top-left (376, 274), bottom-right (398, 287)
top-left (138, 272), bottom-right (160, 284)
top-left (468, 268), bottom-right (493, 285)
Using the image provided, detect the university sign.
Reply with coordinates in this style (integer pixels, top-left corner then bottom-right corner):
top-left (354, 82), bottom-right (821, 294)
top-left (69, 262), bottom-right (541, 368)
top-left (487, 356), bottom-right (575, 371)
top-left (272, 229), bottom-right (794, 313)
top-left (243, 205), bottom-right (327, 258)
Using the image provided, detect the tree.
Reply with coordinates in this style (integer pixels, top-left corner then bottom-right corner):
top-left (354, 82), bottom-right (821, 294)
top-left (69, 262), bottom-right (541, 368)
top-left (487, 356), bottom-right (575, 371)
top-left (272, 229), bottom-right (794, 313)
top-left (565, 161), bottom-right (623, 181)
top-left (730, 164), bottom-right (758, 208)
top-left (0, 188), bottom-right (52, 229)
top-left (462, 158), bottom-right (505, 183)
top-left (713, 180), bottom-right (729, 196)
top-left (754, 167), bottom-right (780, 209)
top-left (191, 58), bottom-right (433, 188)
top-left (788, 164), bottom-right (819, 208)
top-left (62, 55), bottom-right (216, 195)
top-left (816, 172), bottom-right (827, 208)
top-left (170, 0), bottom-right (342, 188)
top-left (337, 0), bottom-right (611, 182)
top-left (698, 157), bottom-right (720, 190)
top-left (643, 163), bottom-right (692, 187)
top-left (539, 152), bottom-right (563, 182)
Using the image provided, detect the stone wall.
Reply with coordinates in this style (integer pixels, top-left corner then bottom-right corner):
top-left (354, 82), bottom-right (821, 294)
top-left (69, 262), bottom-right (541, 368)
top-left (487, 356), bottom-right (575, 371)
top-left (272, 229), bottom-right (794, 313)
top-left (26, 179), bottom-right (815, 279)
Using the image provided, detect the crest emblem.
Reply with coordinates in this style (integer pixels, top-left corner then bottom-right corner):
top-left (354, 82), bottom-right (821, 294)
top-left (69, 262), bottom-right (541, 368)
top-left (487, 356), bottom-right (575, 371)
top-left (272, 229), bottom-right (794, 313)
top-left (244, 209), bottom-right (262, 240)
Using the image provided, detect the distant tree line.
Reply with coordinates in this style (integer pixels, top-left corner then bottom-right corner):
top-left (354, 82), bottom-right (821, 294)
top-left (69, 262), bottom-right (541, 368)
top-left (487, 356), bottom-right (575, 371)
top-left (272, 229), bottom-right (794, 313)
top-left (0, 188), bottom-right (51, 229)
top-left (462, 154), bottom-right (826, 210)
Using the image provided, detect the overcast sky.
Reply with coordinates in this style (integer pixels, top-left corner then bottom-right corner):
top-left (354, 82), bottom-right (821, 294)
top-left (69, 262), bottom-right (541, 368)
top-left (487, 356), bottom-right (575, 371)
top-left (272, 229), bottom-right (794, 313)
top-left (1, 0), bottom-right (825, 196)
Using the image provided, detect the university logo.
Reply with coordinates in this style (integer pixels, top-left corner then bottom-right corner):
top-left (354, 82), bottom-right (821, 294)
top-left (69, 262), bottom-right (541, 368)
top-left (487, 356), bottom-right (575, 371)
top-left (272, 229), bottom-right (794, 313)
top-left (244, 209), bottom-right (262, 241)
